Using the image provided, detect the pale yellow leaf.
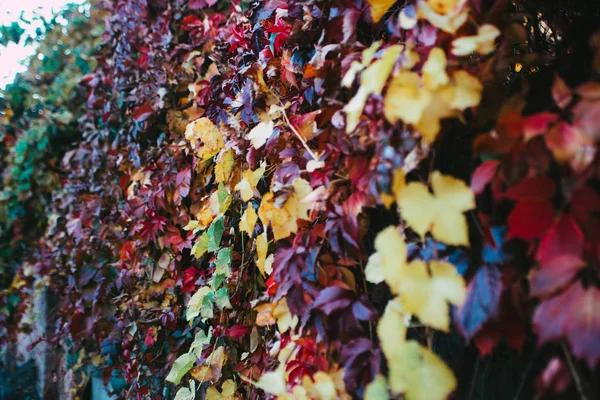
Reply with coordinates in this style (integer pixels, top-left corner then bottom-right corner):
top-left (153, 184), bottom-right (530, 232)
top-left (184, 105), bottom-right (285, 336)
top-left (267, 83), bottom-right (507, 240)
top-left (345, 45), bottom-right (403, 133)
top-left (367, 0), bottom-right (397, 23)
top-left (387, 341), bottom-right (457, 400)
top-left (365, 375), bottom-right (389, 400)
top-left (248, 120), bottom-right (274, 149)
top-left (239, 205), bottom-right (258, 236)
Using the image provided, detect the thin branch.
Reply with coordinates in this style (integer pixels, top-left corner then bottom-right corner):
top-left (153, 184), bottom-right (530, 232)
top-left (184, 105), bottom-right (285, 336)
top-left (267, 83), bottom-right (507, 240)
top-left (562, 342), bottom-right (590, 400)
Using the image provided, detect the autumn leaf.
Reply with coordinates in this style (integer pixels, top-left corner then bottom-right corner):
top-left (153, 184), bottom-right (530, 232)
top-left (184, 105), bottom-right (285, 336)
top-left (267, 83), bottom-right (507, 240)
top-left (166, 353), bottom-right (196, 385)
top-left (186, 286), bottom-right (212, 321)
top-left (386, 341), bottom-right (457, 400)
top-left (364, 375), bottom-right (389, 400)
top-left (345, 45), bottom-right (403, 133)
top-left (215, 148), bottom-right (235, 183)
top-left (396, 260), bottom-right (466, 331)
top-left (235, 167), bottom-right (264, 202)
top-left (248, 120), bottom-right (274, 149)
top-left (174, 381), bottom-right (196, 400)
top-left (398, 171), bottom-right (475, 246)
top-left (239, 204), bottom-right (258, 236)
top-left (367, 0), bottom-right (397, 23)
top-left (206, 380), bottom-right (238, 400)
top-left (185, 117), bottom-right (225, 161)
top-left (258, 178), bottom-right (313, 240)
top-left (190, 346), bottom-right (227, 383)
top-left (365, 226), bottom-right (407, 290)
top-left (452, 24), bottom-right (501, 56)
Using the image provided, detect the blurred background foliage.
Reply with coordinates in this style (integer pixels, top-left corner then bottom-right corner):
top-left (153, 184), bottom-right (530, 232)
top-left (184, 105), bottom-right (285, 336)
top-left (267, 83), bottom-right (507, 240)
top-left (0, 2), bottom-right (103, 291)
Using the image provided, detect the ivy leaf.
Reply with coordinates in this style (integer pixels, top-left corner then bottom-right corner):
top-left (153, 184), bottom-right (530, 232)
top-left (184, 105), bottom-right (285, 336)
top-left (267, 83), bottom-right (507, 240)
top-left (398, 171), bottom-right (475, 246)
top-left (215, 148), bottom-right (234, 183)
top-left (191, 232), bottom-right (209, 259)
top-left (364, 375), bottom-right (390, 400)
top-left (397, 260), bottom-right (466, 331)
top-left (455, 265), bottom-right (502, 339)
top-left (215, 287), bottom-right (232, 309)
top-left (187, 286), bottom-right (212, 321)
top-left (367, 0), bottom-right (396, 23)
top-left (207, 216), bottom-right (225, 252)
top-left (239, 204), bottom-right (258, 236)
top-left (365, 226), bottom-right (407, 289)
top-left (166, 353), bottom-right (196, 385)
top-left (386, 341), bottom-right (457, 400)
top-left (235, 167), bottom-right (264, 202)
top-left (215, 247), bottom-right (232, 277)
top-left (185, 118), bottom-right (224, 161)
top-left (247, 120), bottom-right (274, 149)
top-left (344, 45), bottom-right (403, 133)
top-left (258, 178), bottom-right (313, 241)
top-left (206, 380), bottom-right (237, 400)
top-left (173, 380), bottom-right (196, 400)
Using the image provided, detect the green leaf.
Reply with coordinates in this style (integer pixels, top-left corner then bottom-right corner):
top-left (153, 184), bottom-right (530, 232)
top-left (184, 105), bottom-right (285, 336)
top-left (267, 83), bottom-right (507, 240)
top-left (207, 217), bottom-right (225, 252)
top-left (189, 327), bottom-right (213, 357)
top-left (215, 287), bottom-right (232, 309)
top-left (191, 232), bottom-right (209, 259)
top-left (215, 247), bottom-right (232, 277)
top-left (173, 381), bottom-right (196, 400)
top-left (166, 353), bottom-right (196, 385)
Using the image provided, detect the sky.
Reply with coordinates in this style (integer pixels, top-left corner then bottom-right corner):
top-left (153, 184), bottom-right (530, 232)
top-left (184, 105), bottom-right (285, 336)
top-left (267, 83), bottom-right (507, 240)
top-left (0, 0), bottom-right (86, 87)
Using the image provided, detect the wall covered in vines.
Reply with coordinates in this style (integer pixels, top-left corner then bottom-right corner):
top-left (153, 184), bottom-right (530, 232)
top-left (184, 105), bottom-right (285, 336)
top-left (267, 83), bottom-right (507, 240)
top-left (1, 0), bottom-right (600, 399)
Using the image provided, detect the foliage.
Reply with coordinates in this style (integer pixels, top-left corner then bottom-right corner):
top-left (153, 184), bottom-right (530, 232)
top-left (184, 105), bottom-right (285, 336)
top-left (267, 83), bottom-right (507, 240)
top-left (1, 0), bottom-right (600, 399)
top-left (0, 3), bottom-right (103, 317)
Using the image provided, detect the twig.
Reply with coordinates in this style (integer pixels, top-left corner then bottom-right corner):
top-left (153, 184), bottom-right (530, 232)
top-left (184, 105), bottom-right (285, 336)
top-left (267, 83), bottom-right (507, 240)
top-left (268, 89), bottom-right (320, 161)
top-left (562, 342), bottom-right (590, 400)
top-left (512, 349), bottom-right (537, 400)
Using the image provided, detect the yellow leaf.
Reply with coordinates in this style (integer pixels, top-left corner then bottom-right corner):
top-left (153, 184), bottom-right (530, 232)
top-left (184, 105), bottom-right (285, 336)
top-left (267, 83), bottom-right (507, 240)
top-left (215, 149), bottom-right (235, 183)
top-left (255, 303), bottom-right (276, 326)
top-left (190, 346), bottom-right (227, 384)
top-left (302, 371), bottom-right (336, 400)
top-left (235, 167), bottom-right (265, 202)
top-left (452, 24), bottom-right (501, 56)
top-left (442, 70), bottom-right (483, 111)
top-left (417, 0), bottom-right (468, 34)
top-left (258, 178), bottom-right (313, 241)
top-left (367, 0), bottom-right (396, 23)
top-left (345, 45), bottom-right (403, 133)
top-left (396, 260), bottom-right (465, 331)
top-left (426, 0), bottom-right (459, 15)
top-left (365, 375), bottom-right (390, 400)
top-left (255, 367), bottom-right (287, 396)
top-left (384, 71), bottom-right (431, 125)
top-left (386, 341), bottom-right (457, 400)
top-left (185, 118), bottom-right (224, 161)
top-left (256, 232), bottom-right (269, 276)
top-left (377, 298), bottom-right (408, 357)
top-left (364, 226), bottom-right (407, 291)
top-left (187, 286), bottom-right (212, 321)
top-left (397, 171), bottom-right (474, 246)
top-left (273, 298), bottom-right (298, 333)
top-left (239, 205), bottom-right (258, 236)
top-left (248, 120), bottom-right (274, 149)
top-left (422, 48), bottom-right (449, 90)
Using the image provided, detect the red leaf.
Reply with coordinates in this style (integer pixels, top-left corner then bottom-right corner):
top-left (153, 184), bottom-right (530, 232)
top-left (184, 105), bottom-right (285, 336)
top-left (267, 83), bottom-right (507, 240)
top-left (533, 282), bottom-right (600, 368)
top-left (535, 215), bottom-right (584, 266)
top-left (471, 160), bottom-right (500, 195)
top-left (529, 255), bottom-right (584, 297)
top-left (522, 112), bottom-right (559, 140)
top-left (507, 200), bottom-right (554, 241)
top-left (455, 265), bottom-right (502, 339)
top-left (226, 325), bottom-right (249, 338)
top-left (503, 175), bottom-right (555, 201)
top-left (132, 105), bottom-right (154, 122)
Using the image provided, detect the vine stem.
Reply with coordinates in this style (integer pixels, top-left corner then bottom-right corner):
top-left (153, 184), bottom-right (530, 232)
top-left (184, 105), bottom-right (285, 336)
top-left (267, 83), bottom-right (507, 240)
top-left (268, 89), bottom-right (320, 161)
top-left (562, 342), bottom-right (590, 400)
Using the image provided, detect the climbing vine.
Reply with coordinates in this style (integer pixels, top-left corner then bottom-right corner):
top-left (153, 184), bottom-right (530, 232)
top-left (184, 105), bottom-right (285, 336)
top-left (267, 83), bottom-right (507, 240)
top-left (1, 0), bottom-right (600, 399)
